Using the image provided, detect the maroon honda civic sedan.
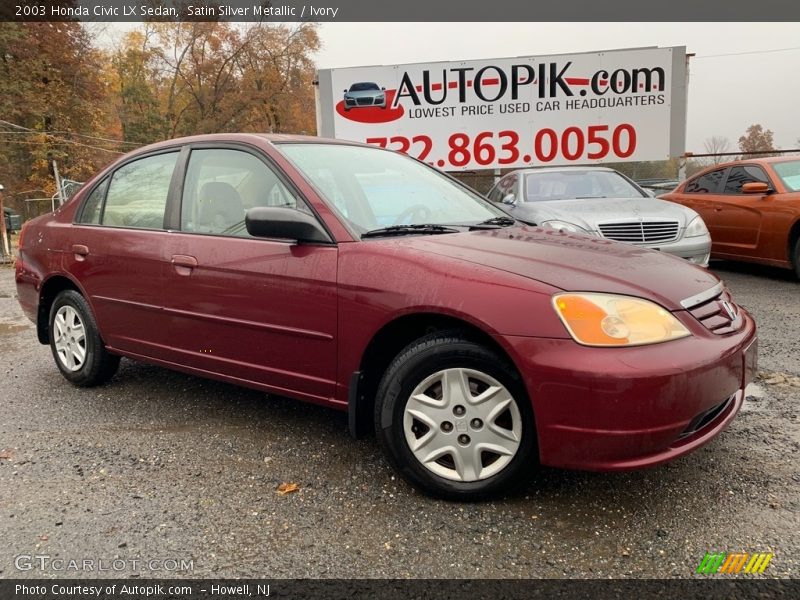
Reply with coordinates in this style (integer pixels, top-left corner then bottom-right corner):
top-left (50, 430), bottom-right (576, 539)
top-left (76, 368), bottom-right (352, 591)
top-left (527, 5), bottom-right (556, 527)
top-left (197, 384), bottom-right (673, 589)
top-left (15, 134), bottom-right (757, 499)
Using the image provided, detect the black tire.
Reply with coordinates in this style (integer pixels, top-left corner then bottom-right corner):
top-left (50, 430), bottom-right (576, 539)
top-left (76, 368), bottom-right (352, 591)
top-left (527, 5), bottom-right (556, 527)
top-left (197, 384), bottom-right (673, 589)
top-left (48, 290), bottom-right (120, 387)
top-left (793, 238), bottom-right (800, 280)
top-left (374, 331), bottom-right (536, 500)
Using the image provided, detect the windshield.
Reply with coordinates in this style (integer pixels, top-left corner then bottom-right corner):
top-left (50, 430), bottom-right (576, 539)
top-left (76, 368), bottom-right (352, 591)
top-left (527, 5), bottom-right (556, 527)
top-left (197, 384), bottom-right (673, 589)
top-left (525, 170), bottom-right (646, 201)
top-left (349, 83), bottom-right (380, 92)
top-left (773, 160), bottom-right (800, 192)
top-left (278, 144), bottom-right (507, 233)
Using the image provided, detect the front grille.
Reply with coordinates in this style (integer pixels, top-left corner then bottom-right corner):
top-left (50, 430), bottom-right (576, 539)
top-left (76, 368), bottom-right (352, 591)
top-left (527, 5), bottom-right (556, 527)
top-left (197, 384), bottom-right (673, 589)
top-left (356, 97), bottom-right (373, 106)
top-left (598, 220), bottom-right (680, 244)
top-left (678, 394), bottom-right (735, 438)
top-left (687, 288), bottom-right (741, 334)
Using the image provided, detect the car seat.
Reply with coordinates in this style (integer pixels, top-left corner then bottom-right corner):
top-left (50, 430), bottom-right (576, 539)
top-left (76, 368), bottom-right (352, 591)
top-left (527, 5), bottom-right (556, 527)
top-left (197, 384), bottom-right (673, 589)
top-left (197, 182), bottom-right (245, 234)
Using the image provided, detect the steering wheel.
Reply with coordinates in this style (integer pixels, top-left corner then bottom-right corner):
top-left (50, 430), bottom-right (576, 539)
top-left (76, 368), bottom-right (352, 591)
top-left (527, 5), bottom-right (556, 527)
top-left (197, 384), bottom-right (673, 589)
top-left (393, 204), bottom-right (432, 225)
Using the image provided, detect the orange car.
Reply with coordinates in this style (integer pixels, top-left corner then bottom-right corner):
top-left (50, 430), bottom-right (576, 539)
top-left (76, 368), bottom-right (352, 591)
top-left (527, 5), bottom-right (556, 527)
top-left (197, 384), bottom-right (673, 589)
top-left (661, 157), bottom-right (800, 277)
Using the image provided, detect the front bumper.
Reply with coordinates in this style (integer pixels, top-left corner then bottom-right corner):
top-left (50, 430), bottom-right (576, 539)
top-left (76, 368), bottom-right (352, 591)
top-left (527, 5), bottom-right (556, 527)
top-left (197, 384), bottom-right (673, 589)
top-left (642, 235), bottom-right (711, 267)
top-left (500, 309), bottom-right (757, 471)
top-left (344, 96), bottom-right (386, 108)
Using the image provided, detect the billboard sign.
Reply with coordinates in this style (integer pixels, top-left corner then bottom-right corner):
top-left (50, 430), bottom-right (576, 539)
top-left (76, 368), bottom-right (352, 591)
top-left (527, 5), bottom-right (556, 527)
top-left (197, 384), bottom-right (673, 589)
top-left (316, 46), bottom-right (687, 170)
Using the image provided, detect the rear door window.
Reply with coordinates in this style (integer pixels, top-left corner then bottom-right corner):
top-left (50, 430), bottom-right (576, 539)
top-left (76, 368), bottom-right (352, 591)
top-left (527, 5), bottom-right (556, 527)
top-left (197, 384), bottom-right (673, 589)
top-left (102, 152), bottom-right (179, 229)
top-left (685, 169), bottom-right (726, 194)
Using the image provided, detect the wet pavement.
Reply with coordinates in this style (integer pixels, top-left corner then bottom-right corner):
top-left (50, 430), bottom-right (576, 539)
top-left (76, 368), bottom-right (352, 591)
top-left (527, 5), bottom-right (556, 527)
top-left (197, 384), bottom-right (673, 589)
top-left (0, 261), bottom-right (798, 578)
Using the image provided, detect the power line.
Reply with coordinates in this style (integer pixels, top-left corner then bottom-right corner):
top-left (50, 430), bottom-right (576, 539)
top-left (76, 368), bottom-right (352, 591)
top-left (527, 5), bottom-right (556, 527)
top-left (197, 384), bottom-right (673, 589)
top-left (0, 119), bottom-right (133, 154)
top-left (0, 120), bottom-right (126, 155)
top-left (695, 46), bottom-right (800, 59)
top-left (0, 128), bottom-right (141, 147)
top-left (0, 137), bottom-right (124, 155)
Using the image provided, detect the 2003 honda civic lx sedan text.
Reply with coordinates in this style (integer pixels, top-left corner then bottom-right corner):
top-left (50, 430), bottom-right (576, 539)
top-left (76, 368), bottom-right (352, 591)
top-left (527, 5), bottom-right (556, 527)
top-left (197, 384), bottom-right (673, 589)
top-left (15, 134), bottom-right (757, 499)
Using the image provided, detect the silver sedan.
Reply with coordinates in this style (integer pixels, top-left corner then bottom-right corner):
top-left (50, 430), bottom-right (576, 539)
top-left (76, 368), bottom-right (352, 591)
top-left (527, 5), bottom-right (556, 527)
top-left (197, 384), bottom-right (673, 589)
top-left (487, 167), bottom-right (711, 267)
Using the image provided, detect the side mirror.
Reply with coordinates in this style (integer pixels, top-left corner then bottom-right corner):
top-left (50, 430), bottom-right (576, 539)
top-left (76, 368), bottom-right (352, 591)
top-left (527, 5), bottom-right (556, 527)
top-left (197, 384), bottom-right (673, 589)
top-left (381, 87), bottom-right (386, 91)
top-left (502, 193), bottom-right (517, 206)
top-left (343, 89), bottom-right (348, 93)
top-left (245, 207), bottom-right (329, 243)
top-left (741, 182), bottom-right (772, 194)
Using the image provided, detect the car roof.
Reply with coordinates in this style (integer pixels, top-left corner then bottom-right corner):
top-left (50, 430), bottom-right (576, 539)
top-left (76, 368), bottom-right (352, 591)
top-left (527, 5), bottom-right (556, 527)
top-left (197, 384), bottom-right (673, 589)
top-left (119, 133), bottom-right (365, 156)
top-left (696, 155), bottom-right (800, 170)
top-left (509, 166), bottom-right (619, 175)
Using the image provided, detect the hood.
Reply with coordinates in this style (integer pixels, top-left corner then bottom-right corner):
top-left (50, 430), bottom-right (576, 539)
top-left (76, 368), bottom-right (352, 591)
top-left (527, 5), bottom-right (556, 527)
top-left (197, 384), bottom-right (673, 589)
top-left (395, 225), bottom-right (718, 311)
top-left (509, 197), bottom-right (696, 231)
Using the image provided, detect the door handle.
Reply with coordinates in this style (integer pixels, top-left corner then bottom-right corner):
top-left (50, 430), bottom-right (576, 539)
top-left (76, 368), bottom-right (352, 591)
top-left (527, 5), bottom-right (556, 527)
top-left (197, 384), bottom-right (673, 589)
top-left (714, 207), bottom-right (723, 212)
top-left (171, 254), bottom-right (198, 276)
top-left (71, 244), bottom-right (89, 260)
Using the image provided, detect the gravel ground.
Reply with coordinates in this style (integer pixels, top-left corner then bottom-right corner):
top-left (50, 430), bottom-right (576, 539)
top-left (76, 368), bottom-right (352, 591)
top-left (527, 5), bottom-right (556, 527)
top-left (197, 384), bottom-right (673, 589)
top-left (0, 260), bottom-right (798, 579)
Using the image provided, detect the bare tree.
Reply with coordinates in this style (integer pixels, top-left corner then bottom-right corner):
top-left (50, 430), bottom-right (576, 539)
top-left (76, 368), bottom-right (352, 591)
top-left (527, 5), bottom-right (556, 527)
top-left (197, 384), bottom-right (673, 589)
top-left (703, 136), bottom-right (732, 164)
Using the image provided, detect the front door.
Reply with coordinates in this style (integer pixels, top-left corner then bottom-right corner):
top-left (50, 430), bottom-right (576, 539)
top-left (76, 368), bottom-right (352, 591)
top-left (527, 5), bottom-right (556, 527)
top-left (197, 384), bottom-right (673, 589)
top-left (159, 146), bottom-right (338, 403)
top-left (711, 165), bottom-right (772, 256)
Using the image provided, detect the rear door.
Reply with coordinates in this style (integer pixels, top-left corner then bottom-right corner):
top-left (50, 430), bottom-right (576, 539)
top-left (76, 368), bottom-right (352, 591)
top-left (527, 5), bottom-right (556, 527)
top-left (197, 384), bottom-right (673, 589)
top-left (673, 167), bottom-right (728, 247)
top-left (158, 145), bottom-right (339, 403)
top-left (67, 149), bottom-right (181, 358)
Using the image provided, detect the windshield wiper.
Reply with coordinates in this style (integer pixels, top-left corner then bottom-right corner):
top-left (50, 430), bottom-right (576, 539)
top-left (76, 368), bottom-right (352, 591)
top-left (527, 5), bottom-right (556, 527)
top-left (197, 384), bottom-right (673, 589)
top-left (471, 216), bottom-right (517, 228)
top-left (361, 224), bottom-right (460, 238)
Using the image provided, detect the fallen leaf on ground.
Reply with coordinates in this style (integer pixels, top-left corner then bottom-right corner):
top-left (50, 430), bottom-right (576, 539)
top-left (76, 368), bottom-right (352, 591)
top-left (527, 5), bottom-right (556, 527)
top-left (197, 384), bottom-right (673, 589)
top-left (276, 482), bottom-right (299, 495)
top-left (0, 449), bottom-right (13, 460)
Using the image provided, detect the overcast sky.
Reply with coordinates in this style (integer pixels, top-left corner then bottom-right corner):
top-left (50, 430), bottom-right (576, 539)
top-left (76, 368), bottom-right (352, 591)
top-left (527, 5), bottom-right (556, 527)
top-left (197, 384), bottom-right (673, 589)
top-left (103, 22), bottom-right (800, 152)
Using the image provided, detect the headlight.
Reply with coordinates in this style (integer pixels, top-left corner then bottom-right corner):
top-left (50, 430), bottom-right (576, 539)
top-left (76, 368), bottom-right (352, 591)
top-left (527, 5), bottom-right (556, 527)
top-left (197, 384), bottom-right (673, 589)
top-left (540, 220), bottom-right (592, 235)
top-left (552, 293), bottom-right (691, 347)
top-left (684, 216), bottom-right (709, 238)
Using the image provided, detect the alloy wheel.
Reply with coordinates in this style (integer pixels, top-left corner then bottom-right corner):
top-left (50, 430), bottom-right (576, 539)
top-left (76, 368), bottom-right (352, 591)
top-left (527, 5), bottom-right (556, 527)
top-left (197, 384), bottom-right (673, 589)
top-left (53, 305), bottom-right (87, 372)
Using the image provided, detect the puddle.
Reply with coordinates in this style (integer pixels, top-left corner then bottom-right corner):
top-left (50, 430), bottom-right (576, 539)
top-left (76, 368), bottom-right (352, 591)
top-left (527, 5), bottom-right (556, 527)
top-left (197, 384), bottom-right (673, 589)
top-left (0, 322), bottom-right (30, 337)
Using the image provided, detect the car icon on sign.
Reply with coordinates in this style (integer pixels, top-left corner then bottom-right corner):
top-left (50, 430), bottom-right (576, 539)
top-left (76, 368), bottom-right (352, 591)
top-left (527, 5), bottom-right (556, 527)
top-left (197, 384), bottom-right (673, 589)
top-left (343, 82), bottom-right (387, 111)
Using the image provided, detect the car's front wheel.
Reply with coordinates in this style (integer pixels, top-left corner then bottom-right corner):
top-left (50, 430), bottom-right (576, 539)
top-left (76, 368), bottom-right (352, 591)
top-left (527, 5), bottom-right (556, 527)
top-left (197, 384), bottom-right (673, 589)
top-left (375, 332), bottom-right (536, 500)
top-left (793, 237), bottom-right (800, 280)
top-left (49, 290), bottom-right (120, 387)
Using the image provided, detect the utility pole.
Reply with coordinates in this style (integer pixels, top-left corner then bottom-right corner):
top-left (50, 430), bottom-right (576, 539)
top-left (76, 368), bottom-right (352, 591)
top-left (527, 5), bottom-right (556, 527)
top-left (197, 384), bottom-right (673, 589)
top-left (47, 152), bottom-right (66, 207)
top-left (678, 52), bottom-right (693, 182)
top-left (0, 183), bottom-right (10, 260)
top-left (49, 156), bottom-right (65, 206)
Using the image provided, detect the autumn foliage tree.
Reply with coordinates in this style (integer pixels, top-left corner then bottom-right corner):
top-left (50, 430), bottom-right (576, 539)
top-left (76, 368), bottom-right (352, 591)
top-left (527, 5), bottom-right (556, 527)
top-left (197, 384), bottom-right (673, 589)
top-left (0, 22), bottom-right (118, 200)
top-left (112, 22), bottom-right (320, 143)
top-left (0, 21), bottom-right (320, 214)
top-left (738, 124), bottom-right (778, 158)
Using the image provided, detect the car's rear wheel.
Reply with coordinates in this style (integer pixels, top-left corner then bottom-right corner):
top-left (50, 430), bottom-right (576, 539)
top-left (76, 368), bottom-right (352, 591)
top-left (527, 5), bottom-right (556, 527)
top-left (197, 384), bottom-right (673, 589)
top-left (374, 332), bottom-right (536, 500)
top-left (49, 290), bottom-right (120, 387)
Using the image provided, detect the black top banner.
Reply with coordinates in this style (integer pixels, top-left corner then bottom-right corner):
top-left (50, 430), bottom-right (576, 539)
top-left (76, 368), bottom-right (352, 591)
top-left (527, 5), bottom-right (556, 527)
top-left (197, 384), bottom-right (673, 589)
top-left (1, 0), bottom-right (800, 22)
